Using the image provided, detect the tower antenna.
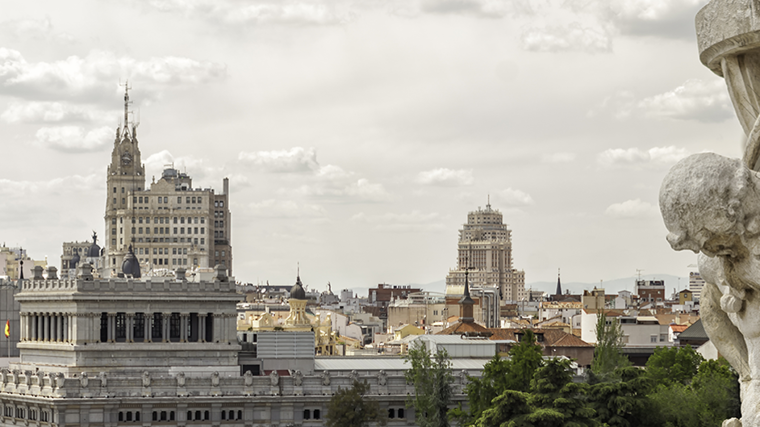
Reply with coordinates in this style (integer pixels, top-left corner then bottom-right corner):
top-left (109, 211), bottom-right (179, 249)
top-left (119, 80), bottom-right (133, 130)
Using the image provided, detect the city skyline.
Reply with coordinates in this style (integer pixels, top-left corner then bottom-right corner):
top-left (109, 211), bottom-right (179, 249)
top-left (0, 0), bottom-right (726, 290)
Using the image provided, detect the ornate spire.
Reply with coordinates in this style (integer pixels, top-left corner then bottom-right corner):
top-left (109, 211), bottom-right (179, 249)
top-left (556, 268), bottom-right (562, 296)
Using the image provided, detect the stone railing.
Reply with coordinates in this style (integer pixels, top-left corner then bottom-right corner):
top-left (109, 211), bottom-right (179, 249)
top-left (0, 368), bottom-right (470, 400)
top-left (18, 277), bottom-right (237, 294)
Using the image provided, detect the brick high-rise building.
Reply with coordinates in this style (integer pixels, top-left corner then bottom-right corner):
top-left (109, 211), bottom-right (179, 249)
top-left (104, 87), bottom-right (232, 276)
top-left (445, 201), bottom-right (526, 303)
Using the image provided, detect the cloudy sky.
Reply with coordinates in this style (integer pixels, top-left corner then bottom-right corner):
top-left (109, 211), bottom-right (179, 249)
top-left (0, 0), bottom-right (738, 291)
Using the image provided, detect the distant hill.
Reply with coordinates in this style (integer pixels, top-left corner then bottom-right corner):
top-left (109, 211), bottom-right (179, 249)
top-left (343, 274), bottom-right (690, 301)
top-left (527, 274), bottom-right (690, 298)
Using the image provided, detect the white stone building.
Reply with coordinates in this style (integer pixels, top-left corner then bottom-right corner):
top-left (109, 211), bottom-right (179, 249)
top-left (104, 88), bottom-right (232, 277)
top-left (445, 201), bottom-right (527, 302)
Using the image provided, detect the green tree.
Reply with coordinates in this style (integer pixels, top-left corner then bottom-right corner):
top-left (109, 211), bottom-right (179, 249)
top-left (325, 380), bottom-right (387, 427)
top-left (456, 330), bottom-right (544, 424)
top-left (405, 341), bottom-right (454, 427)
top-left (525, 358), bottom-right (598, 427)
top-left (645, 346), bottom-right (703, 386)
top-left (590, 366), bottom-right (654, 427)
top-left (591, 311), bottom-right (630, 377)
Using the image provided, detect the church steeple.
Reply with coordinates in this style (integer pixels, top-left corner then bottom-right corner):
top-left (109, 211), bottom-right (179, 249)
top-left (555, 268), bottom-right (562, 296)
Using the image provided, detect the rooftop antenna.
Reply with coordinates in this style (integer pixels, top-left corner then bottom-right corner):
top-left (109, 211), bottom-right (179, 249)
top-left (119, 79), bottom-right (133, 131)
top-left (636, 269), bottom-right (644, 281)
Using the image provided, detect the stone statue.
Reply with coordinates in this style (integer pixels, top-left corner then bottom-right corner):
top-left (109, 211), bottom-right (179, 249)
top-left (293, 370), bottom-right (303, 387)
top-left (321, 370), bottom-right (331, 386)
top-left (142, 371), bottom-right (150, 388)
top-left (80, 372), bottom-right (88, 388)
top-left (349, 370), bottom-right (359, 383)
top-left (269, 370), bottom-right (279, 386)
top-left (244, 370), bottom-right (253, 387)
top-left (459, 370), bottom-right (469, 385)
top-left (377, 370), bottom-right (387, 386)
top-left (37, 371), bottom-right (45, 387)
top-left (660, 2), bottom-right (760, 425)
top-left (211, 371), bottom-right (219, 387)
top-left (0, 369), bottom-right (7, 384)
top-left (99, 372), bottom-right (107, 388)
top-left (55, 373), bottom-right (65, 389)
top-left (176, 372), bottom-right (186, 387)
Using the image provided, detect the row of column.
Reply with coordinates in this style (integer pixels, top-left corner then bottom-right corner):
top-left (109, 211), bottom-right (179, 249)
top-left (102, 313), bottom-right (211, 343)
top-left (18, 312), bottom-right (234, 344)
top-left (20, 313), bottom-right (72, 343)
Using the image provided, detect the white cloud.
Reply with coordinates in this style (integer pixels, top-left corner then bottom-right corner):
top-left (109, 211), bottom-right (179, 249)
top-left (494, 188), bottom-right (534, 206)
top-left (34, 126), bottom-right (113, 153)
top-left (1, 101), bottom-right (115, 123)
top-left (350, 210), bottom-right (444, 231)
top-left (297, 178), bottom-right (390, 202)
top-left (144, 150), bottom-right (217, 181)
top-left (597, 146), bottom-right (690, 169)
top-left (0, 17), bottom-right (75, 43)
top-left (0, 174), bottom-right (101, 198)
top-left (419, 0), bottom-right (511, 18)
top-left (638, 79), bottom-right (732, 122)
top-left (248, 199), bottom-right (326, 218)
top-left (146, 0), bottom-right (356, 26)
top-left (238, 147), bottom-right (319, 173)
top-left (416, 168), bottom-right (474, 186)
top-left (542, 152), bottom-right (576, 163)
top-left (604, 198), bottom-right (659, 218)
top-left (0, 48), bottom-right (226, 102)
top-left (521, 22), bottom-right (612, 53)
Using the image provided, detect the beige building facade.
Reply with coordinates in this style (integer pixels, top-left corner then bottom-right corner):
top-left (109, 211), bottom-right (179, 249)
top-left (104, 88), bottom-right (232, 276)
top-left (445, 202), bottom-right (526, 302)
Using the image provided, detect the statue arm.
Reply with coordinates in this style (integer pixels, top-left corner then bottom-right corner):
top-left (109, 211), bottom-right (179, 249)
top-left (701, 279), bottom-right (750, 380)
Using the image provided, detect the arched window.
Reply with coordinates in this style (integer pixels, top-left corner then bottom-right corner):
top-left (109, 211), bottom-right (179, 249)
top-left (398, 408), bottom-right (405, 418)
top-left (204, 410), bottom-right (210, 420)
top-left (170, 411), bottom-right (175, 421)
top-left (228, 410), bottom-right (234, 420)
top-left (195, 410), bottom-right (201, 420)
top-left (389, 408), bottom-right (395, 419)
top-left (304, 409), bottom-right (311, 420)
top-left (119, 412), bottom-right (124, 422)
top-left (126, 411), bottom-right (132, 421)
top-left (314, 409), bottom-right (321, 420)
top-left (135, 411), bottom-right (140, 421)
top-left (221, 411), bottom-right (226, 420)
top-left (160, 411), bottom-right (167, 421)
top-left (237, 410), bottom-right (242, 420)
top-left (187, 411), bottom-right (192, 420)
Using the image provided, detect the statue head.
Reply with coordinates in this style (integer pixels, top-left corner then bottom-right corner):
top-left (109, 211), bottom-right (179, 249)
top-left (660, 153), bottom-right (753, 258)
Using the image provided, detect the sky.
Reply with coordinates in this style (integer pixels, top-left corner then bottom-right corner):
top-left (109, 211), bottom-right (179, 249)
top-left (0, 0), bottom-right (739, 292)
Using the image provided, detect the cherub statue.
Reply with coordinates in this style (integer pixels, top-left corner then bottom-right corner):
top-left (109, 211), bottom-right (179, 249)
top-left (269, 370), bottom-right (279, 386)
top-left (660, 152), bottom-right (760, 426)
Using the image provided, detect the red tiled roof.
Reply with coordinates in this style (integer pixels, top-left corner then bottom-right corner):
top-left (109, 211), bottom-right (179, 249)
top-left (437, 321), bottom-right (491, 335)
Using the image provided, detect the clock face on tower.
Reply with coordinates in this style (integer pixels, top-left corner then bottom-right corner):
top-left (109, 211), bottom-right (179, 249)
top-left (121, 152), bottom-right (132, 166)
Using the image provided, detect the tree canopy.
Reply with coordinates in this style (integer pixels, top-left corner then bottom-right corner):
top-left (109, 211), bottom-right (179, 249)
top-left (325, 380), bottom-right (387, 427)
top-left (405, 341), bottom-right (454, 427)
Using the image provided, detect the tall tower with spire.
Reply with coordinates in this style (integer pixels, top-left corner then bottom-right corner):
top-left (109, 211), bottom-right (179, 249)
top-left (445, 199), bottom-right (527, 302)
top-left (105, 83), bottom-right (146, 271)
top-left (102, 85), bottom-right (233, 277)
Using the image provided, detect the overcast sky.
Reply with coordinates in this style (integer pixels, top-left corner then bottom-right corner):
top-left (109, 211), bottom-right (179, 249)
top-left (0, 0), bottom-right (736, 291)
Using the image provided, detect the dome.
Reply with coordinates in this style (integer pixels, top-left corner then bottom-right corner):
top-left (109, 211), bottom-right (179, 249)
top-left (86, 232), bottom-right (101, 258)
top-left (121, 245), bottom-right (141, 278)
top-left (70, 251), bottom-right (80, 268)
top-left (290, 276), bottom-right (306, 300)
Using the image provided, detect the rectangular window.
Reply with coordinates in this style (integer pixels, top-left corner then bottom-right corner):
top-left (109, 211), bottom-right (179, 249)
top-left (115, 313), bottom-right (126, 341)
top-left (134, 313), bottom-right (145, 341)
top-left (153, 248), bottom-right (157, 255)
top-left (222, 251), bottom-right (225, 257)
top-left (194, 217), bottom-right (198, 224)
top-left (152, 313), bottom-right (163, 340)
top-left (650, 335), bottom-right (657, 343)
top-left (177, 197), bottom-right (182, 203)
top-left (200, 238), bottom-right (204, 245)
top-left (158, 197), bottom-right (162, 204)
top-left (173, 217), bottom-right (178, 224)
top-left (192, 197), bottom-right (197, 203)
top-left (181, 227), bottom-right (185, 234)
top-left (194, 238), bottom-right (199, 245)
top-left (133, 196), bottom-right (137, 203)
top-left (186, 197), bottom-right (190, 203)
top-left (174, 227), bottom-right (178, 234)
top-left (183, 248), bottom-right (187, 255)
top-left (113, 187), bottom-right (116, 193)
top-left (181, 217), bottom-right (185, 224)
top-left (195, 227), bottom-right (198, 234)
top-left (164, 197), bottom-right (168, 203)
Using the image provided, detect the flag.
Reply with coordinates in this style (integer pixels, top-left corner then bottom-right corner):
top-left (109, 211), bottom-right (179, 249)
top-left (4, 320), bottom-right (8, 338)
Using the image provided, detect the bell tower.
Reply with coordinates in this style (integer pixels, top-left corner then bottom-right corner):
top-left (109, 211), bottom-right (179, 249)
top-left (105, 83), bottom-right (146, 273)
